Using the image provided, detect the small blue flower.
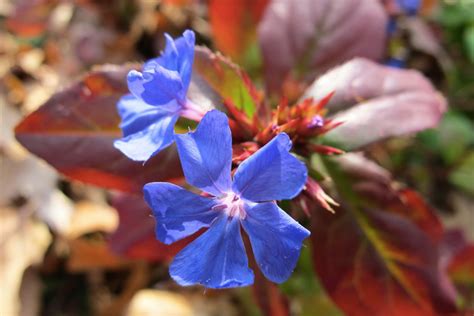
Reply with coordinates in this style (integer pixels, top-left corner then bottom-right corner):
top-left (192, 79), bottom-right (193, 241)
top-left (114, 30), bottom-right (206, 161)
top-left (386, 57), bottom-right (406, 69)
top-left (397, 0), bottom-right (420, 15)
top-left (143, 110), bottom-right (310, 289)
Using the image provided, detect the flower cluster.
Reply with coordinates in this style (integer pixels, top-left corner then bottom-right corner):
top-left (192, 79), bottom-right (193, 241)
top-left (114, 30), bottom-right (206, 162)
top-left (115, 30), bottom-right (311, 288)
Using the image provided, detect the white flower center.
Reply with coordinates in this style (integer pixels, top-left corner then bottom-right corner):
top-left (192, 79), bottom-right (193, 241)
top-left (212, 193), bottom-right (246, 219)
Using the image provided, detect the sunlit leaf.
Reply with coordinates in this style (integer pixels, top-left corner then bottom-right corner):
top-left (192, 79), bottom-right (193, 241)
top-left (193, 46), bottom-right (260, 118)
top-left (14, 65), bottom-right (183, 192)
top-left (303, 58), bottom-right (447, 150)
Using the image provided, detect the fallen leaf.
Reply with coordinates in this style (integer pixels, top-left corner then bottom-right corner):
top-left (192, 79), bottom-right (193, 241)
top-left (126, 290), bottom-right (193, 316)
top-left (67, 201), bottom-right (118, 239)
top-left (67, 238), bottom-right (129, 272)
top-left (1, 103), bottom-right (58, 211)
top-left (0, 208), bottom-right (52, 316)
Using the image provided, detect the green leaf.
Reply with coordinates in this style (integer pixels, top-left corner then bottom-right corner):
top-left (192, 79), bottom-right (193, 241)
top-left (464, 24), bottom-right (474, 63)
top-left (193, 46), bottom-right (259, 118)
top-left (449, 151), bottom-right (474, 196)
top-left (418, 111), bottom-right (474, 164)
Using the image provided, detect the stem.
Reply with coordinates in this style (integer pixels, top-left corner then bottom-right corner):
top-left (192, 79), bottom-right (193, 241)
top-left (179, 99), bottom-right (209, 121)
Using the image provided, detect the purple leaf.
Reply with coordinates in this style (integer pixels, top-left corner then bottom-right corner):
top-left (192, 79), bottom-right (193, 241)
top-left (258, 0), bottom-right (387, 93)
top-left (303, 58), bottom-right (447, 150)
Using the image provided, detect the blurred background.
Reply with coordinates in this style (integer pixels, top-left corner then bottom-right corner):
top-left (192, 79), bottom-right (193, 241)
top-left (1, 0), bottom-right (473, 315)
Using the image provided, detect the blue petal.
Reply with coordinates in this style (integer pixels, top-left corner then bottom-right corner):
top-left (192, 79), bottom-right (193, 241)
top-left (173, 30), bottom-right (195, 90)
top-left (117, 94), bottom-right (179, 136)
top-left (143, 182), bottom-right (219, 244)
top-left (141, 30), bottom-right (195, 97)
top-left (232, 133), bottom-right (308, 202)
top-left (241, 202), bottom-right (310, 283)
top-left (170, 214), bottom-right (254, 289)
top-left (175, 110), bottom-right (232, 196)
top-left (397, 0), bottom-right (420, 15)
top-left (127, 67), bottom-right (184, 106)
top-left (144, 30), bottom-right (194, 73)
top-left (144, 34), bottom-right (179, 71)
top-left (114, 113), bottom-right (178, 161)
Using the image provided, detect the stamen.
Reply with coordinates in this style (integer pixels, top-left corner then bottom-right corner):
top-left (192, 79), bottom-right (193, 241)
top-left (212, 193), bottom-right (247, 219)
top-left (212, 204), bottom-right (227, 211)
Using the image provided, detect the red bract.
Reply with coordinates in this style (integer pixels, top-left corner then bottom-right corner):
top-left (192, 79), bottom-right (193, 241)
top-left (297, 177), bottom-right (339, 214)
top-left (254, 93), bottom-right (340, 145)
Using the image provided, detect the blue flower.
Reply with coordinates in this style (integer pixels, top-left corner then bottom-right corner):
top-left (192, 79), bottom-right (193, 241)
top-left (143, 110), bottom-right (310, 289)
top-left (397, 0), bottom-right (420, 15)
top-left (386, 57), bottom-right (406, 69)
top-left (114, 30), bottom-right (206, 161)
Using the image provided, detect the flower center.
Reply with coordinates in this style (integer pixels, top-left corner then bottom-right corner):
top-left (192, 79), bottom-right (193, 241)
top-left (212, 193), bottom-right (246, 219)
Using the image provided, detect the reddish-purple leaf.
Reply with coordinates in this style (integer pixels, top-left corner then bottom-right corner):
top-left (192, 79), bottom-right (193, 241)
top-left (335, 154), bottom-right (444, 243)
top-left (439, 230), bottom-right (474, 312)
top-left (309, 154), bottom-right (458, 316)
top-left (108, 193), bottom-right (197, 262)
top-left (14, 65), bottom-right (183, 192)
top-left (258, 0), bottom-right (387, 93)
top-left (303, 58), bottom-right (447, 150)
top-left (448, 246), bottom-right (474, 286)
top-left (441, 231), bottom-right (474, 310)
